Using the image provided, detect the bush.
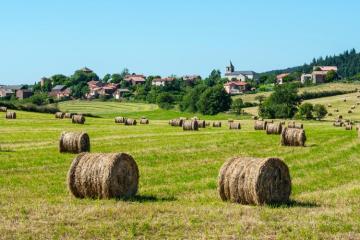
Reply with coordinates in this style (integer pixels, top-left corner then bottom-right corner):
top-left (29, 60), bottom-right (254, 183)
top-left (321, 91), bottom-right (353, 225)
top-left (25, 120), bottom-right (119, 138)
top-left (231, 98), bottom-right (244, 115)
top-left (297, 103), bottom-right (314, 120)
top-left (313, 104), bottom-right (328, 120)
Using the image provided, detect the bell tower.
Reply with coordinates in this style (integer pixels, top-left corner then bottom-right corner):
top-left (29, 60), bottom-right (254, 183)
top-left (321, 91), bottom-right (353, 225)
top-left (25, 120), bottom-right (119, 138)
top-left (226, 61), bottom-right (235, 74)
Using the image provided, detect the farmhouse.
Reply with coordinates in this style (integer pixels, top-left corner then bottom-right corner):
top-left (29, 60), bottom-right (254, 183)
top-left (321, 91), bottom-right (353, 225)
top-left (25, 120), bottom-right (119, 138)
top-left (49, 85), bottom-right (67, 99)
top-left (276, 73), bottom-right (289, 84)
top-left (124, 74), bottom-right (146, 85)
top-left (224, 81), bottom-right (249, 95)
top-left (301, 66), bottom-right (338, 84)
top-left (225, 61), bottom-right (257, 81)
top-left (152, 77), bottom-right (175, 86)
top-left (16, 89), bottom-right (33, 99)
top-left (182, 75), bottom-right (200, 83)
top-left (113, 88), bottom-right (130, 99)
top-left (0, 85), bottom-right (28, 98)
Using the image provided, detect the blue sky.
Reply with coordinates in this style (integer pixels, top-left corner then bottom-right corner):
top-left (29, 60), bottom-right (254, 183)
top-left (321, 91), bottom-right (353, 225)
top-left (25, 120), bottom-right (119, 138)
top-left (1, 0), bottom-right (359, 84)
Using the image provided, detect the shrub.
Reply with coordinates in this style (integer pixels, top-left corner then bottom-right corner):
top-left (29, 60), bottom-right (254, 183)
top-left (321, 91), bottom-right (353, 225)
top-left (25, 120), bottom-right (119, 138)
top-left (298, 103), bottom-right (314, 120)
top-left (313, 104), bottom-right (328, 120)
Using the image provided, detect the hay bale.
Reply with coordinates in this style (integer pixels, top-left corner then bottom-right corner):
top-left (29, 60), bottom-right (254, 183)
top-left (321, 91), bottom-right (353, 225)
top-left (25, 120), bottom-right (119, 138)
top-left (281, 127), bottom-right (306, 147)
top-left (183, 120), bottom-right (199, 131)
top-left (351, 105), bottom-right (356, 110)
top-left (5, 111), bottom-right (16, 119)
top-left (266, 123), bottom-right (283, 135)
top-left (348, 110), bottom-right (353, 114)
top-left (229, 122), bottom-right (241, 130)
top-left (328, 113), bottom-right (333, 117)
top-left (197, 120), bottom-right (206, 128)
top-left (59, 132), bottom-right (90, 153)
top-left (287, 121), bottom-right (303, 129)
top-left (327, 104), bottom-right (332, 108)
top-left (0, 106), bottom-right (7, 112)
top-left (252, 116), bottom-right (258, 120)
top-left (338, 115), bottom-right (343, 119)
top-left (205, 122), bottom-right (211, 127)
top-left (64, 113), bottom-right (74, 119)
top-left (218, 157), bottom-right (291, 205)
top-left (333, 121), bottom-right (343, 127)
top-left (345, 124), bottom-right (353, 130)
top-left (55, 112), bottom-right (65, 119)
top-left (254, 120), bottom-right (267, 130)
top-left (140, 118), bottom-right (149, 124)
top-left (67, 153), bottom-right (139, 199)
top-left (125, 118), bottom-right (137, 125)
top-left (170, 119), bottom-right (183, 127)
top-left (334, 109), bottom-right (339, 112)
top-left (344, 99), bottom-right (347, 102)
top-left (213, 121), bottom-right (222, 127)
top-left (72, 115), bottom-right (85, 124)
top-left (115, 117), bottom-right (127, 124)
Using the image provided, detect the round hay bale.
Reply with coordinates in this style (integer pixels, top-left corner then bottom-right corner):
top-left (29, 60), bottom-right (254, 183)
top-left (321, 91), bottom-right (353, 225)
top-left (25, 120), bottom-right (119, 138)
top-left (333, 121), bottom-right (343, 127)
top-left (67, 153), bottom-right (139, 199)
top-left (345, 124), bottom-right (353, 130)
top-left (252, 116), bottom-right (258, 120)
top-left (115, 116), bottom-right (127, 124)
top-left (72, 115), bottom-right (85, 124)
top-left (170, 119), bottom-right (183, 127)
top-left (287, 121), bottom-right (303, 129)
top-left (197, 120), bottom-right (206, 128)
top-left (125, 118), bottom-right (137, 125)
top-left (328, 113), bottom-right (333, 117)
top-left (64, 113), bottom-right (74, 119)
top-left (229, 122), bottom-right (241, 130)
top-left (218, 157), bottom-right (291, 205)
top-left (357, 95), bottom-right (360, 98)
top-left (140, 118), bottom-right (149, 124)
top-left (183, 120), bottom-right (199, 131)
top-left (344, 99), bottom-right (347, 102)
top-left (351, 105), bottom-right (356, 110)
top-left (254, 120), bottom-right (267, 130)
top-left (327, 104), bottom-right (332, 108)
top-left (338, 115), bottom-right (343, 119)
top-left (5, 111), bottom-right (16, 119)
top-left (59, 132), bottom-right (90, 153)
top-left (212, 121), bottom-right (222, 127)
top-left (348, 110), bottom-right (353, 114)
top-left (55, 112), bottom-right (65, 119)
top-left (205, 122), bottom-right (211, 127)
top-left (0, 106), bottom-right (7, 112)
top-left (334, 109), bottom-right (339, 113)
top-left (281, 127), bottom-right (306, 147)
top-left (266, 123), bottom-right (283, 135)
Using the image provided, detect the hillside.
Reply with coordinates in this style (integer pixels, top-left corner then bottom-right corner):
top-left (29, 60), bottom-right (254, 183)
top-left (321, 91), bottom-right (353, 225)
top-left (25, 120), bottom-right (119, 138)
top-left (262, 49), bottom-right (360, 77)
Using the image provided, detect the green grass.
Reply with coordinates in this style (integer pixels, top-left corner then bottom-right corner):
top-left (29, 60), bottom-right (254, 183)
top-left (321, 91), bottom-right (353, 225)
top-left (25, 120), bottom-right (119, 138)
top-left (1, 105), bottom-right (360, 239)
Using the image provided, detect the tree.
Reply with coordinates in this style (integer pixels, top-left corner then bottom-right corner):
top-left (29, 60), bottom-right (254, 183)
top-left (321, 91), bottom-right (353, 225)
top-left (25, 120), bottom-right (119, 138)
top-left (298, 103), bottom-right (314, 120)
top-left (259, 84), bottom-right (300, 119)
top-left (205, 69), bottom-right (222, 87)
top-left (157, 92), bottom-right (175, 109)
top-left (313, 104), bottom-right (328, 120)
top-left (196, 85), bottom-right (232, 115)
top-left (110, 73), bottom-right (123, 83)
top-left (325, 70), bottom-right (337, 82)
top-left (179, 84), bottom-right (207, 112)
top-left (103, 74), bottom-right (111, 83)
top-left (231, 98), bottom-right (244, 115)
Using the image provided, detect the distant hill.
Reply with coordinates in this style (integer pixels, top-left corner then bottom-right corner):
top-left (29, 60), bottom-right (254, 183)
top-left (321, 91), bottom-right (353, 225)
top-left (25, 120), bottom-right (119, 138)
top-left (262, 49), bottom-right (360, 78)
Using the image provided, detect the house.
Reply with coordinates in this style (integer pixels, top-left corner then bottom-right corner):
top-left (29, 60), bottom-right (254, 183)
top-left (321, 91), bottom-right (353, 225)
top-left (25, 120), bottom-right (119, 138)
top-left (225, 61), bottom-right (257, 81)
top-left (152, 77), bottom-right (175, 86)
top-left (49, 85), bottom-right (67, 98)
top-left (124, 74), bottom-right (146, 85)
top-left (57, 88), bottom-right (72, 99)
top-left (99, 83), bottom-right (119, 96)
top-left (182, 75), bottom-right (201, 83)
top-left (0, 85), bottom-right (27, 98)
top-left (301, 66), bottom-right (338, 84)
top-left (86, 81), bottom-right (104, 98)
top-left (276, 73), bottom-right (290, 84)
top-left (16, 89), bottom-right (33, 99)
top-left (113, 88), bottom-right (130, 100)
top-left (224, 81), bottom-right (249, 95)
top-left (0, 88), bottom-right (14, 98)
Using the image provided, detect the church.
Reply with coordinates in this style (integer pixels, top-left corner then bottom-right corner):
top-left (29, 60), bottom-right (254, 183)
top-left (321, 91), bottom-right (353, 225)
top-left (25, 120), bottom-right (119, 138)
top-left (224, 61), bottom-right (257, 82)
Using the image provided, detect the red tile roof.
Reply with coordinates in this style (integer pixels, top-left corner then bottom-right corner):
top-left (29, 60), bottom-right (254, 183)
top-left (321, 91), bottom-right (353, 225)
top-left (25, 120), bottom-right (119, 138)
top-left (224, 81), bottom-right (248, 86)
top-left (276, 73), bottom-right (289, 79)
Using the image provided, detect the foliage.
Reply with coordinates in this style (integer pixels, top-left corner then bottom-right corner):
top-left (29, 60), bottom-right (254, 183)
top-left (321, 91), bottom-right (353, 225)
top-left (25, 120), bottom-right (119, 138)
top-left (297, 103), bottom-right (314, 120)
top-left (299, 89), bottom-right (356, 100)
top-left (313, 104), bottom-right (328, 120)
top-left (325, 70), bottom-right (337, 82)
top-left (259, 83), bottom-right (300, 119)
top-left (157, 92), bottom-right (175, 109)
top-left (179, 85), bottom-right (207, 113)
top-left (196, 85), bottom-right (232, 115)
top-left (231, 98), bottom-right (244, 115)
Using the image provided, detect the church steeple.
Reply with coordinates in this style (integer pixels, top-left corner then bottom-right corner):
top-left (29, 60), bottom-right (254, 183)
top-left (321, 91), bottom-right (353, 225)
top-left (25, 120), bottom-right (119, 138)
top-left (226, 60), bottom-right (235, 73)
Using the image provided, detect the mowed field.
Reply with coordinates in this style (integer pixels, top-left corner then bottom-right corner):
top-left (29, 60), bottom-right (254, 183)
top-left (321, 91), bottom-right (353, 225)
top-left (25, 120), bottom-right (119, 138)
top-left (1, 104), bottom-right (360, 239)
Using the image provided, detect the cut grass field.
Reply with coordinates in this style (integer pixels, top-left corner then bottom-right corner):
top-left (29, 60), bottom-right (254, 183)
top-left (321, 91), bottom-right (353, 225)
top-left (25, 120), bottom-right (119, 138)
top-left (1, 107), bottom-right (360, 239)
top-left (238, 82), bottom-right (360, 103)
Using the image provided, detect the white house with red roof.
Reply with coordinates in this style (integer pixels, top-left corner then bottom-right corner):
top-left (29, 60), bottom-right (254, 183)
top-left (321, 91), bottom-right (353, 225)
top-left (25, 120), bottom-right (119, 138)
top-left (276, 73), bottom-right (290, 84)
top-left (224, 81), bottom-right (249, 95)
top-left (152, 77), bottom-right (175, 86)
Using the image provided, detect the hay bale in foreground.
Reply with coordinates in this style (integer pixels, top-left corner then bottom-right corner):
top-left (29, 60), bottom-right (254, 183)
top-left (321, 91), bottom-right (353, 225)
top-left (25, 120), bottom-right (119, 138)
top-left (59, 132), bottom-right (90, 153)
top-left (218, 157), bottom-right (291, 205)
top-left (67, 153), bottom-right (139, 199)
top-left (140, 118), bottom-right (149, 124)
top-left (64, 113), bottom-right (74, 119)
top-left (281, 127), bottom-right (306, 147)
top-left (115, 116), bottom-right (127, 124)
top-left (72, 115), bottom-right (85, 124)
top-left (213, 121), bottom-right (222, 127)
top-left (197, 120), bottom-right (206, 128)
top-left (266, 123), bottom-right (283, 135)
top-left (229, 122), bottom-right (241, 130)
top-left (0, 106), bottom-right (7, 112)
top-left (55, 112), bottom-right (65, 119)
top-left (5, 112), bottom-right (16, 119)
top-left (345, 124), bottom-right (353, 130)
top-left (287, 121), bottom-right (303, 129)
top-left (125, 118), bottom-right (137, 125)
top-left (183, 120), bottom-right (199, 131)
top-left (254, 120), bottom-right (267, 130)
